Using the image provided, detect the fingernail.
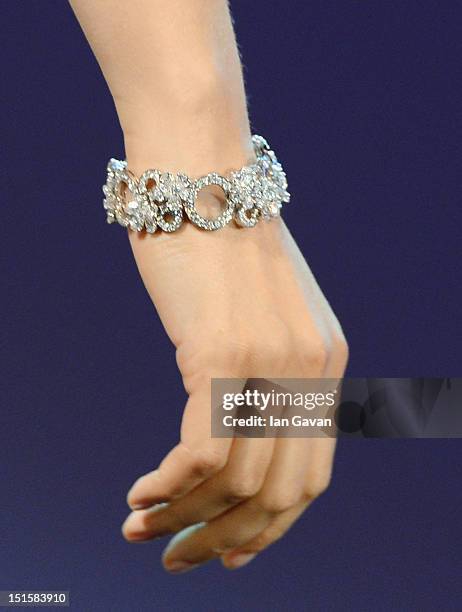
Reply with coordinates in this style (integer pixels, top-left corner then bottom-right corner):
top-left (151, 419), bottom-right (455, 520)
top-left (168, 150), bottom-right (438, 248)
top-left (165, 560), bottom-right (197, 574)
top-left (227, 553), bottom-right (257, 569)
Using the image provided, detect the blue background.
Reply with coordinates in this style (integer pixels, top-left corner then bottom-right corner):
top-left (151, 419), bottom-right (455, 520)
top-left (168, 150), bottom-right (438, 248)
top-left (2, 1), bottom-right (461, 610)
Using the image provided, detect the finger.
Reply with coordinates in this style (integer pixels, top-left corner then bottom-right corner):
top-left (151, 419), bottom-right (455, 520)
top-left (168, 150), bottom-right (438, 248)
top-left (123, 436), bottom-right (275, 541)
top-left (221, 500), bottom-right (308, 569)
top-left (126, 439), bottom-right (229, 510)
top-left (161, 436), bottom-right (336, 571)
top-left (159, 437), bottom-right (307, 569)
top-left (127, 385), bottom-right (232, 509)
top-left (161, 496), bottom-right (273, 573)
top-left (222, 439), bottom-right (335, 569)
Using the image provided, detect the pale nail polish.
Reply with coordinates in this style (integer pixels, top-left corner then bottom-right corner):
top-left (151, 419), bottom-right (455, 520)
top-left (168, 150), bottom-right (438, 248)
top-left (166, 560), bottom-right (196, 574)
top-left (228, 552), bottom-right (256, 569)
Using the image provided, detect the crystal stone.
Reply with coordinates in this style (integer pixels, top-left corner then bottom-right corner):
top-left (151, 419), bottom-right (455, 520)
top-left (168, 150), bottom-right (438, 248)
top-left (102, 134), bottom-right (290, 233)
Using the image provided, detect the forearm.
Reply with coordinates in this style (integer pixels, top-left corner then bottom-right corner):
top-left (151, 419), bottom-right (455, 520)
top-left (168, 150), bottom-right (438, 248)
top-left (69, 1), bottom-right (348, 574)
top-left (69, 0), bottom-right (253, 176)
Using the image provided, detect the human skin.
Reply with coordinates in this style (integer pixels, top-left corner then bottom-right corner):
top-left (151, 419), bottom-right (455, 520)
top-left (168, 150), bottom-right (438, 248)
top-left (69, 0), bottom-right (348, 572)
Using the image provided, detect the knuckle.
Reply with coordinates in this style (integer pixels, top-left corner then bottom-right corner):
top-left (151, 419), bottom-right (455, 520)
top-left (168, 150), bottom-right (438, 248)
top-left (303, 475), bottom-right (332, 501)
top-left (222, 476), bottom-right (262, 505)
top-left (224, 339), bottom-right (255, 371)
top-left (332, 332), bottom-right (349, 366)
top-left (180, 318), bottom-right (294, 378)
top-left (238, 319), bottom-right (292, 370)
top-left (258, 328), bottom-right (291, 361)
top-left (257, 491), bottom-right (300, 515)
top-left (190, 448), bottom-right (227, 477)
top-left (299, 336), bottom-right (329, 374)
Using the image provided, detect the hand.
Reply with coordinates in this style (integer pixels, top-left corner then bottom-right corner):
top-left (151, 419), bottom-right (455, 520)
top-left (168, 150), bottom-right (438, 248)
top-left (122, 217), bottom-right (348, 572)
top-left (69, 0), bottom-right (348, 574)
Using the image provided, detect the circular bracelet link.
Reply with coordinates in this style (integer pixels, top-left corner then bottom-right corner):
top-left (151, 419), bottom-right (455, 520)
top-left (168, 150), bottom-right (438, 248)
top-left (184, 173), bottom-right (234, 231)
top-left (157, 202), bottom-right (184, 233)
top-left (102, 134), bottom-right (290, 233)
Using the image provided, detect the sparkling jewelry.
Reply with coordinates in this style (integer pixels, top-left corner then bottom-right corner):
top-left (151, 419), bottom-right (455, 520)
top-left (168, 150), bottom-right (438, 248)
top-left (102, 134), bottom-right (290, 233)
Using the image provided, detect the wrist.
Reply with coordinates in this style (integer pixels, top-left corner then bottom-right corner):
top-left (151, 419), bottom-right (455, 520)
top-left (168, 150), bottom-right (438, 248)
top-left (116, 76), bottom-right (254, 177)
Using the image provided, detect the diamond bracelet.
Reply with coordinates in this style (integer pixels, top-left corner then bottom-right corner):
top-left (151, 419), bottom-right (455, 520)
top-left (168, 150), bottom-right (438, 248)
top-left (102, 134), bottom-right (290, 233)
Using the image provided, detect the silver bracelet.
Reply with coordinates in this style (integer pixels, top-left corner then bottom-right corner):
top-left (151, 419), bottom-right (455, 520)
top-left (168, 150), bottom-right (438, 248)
top-left (102, 134), bottom-right (290, 233)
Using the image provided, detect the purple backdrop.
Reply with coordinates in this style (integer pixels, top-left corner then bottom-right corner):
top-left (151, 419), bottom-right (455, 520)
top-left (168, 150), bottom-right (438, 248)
top-left (2, 1), bottom-right (461, 610)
